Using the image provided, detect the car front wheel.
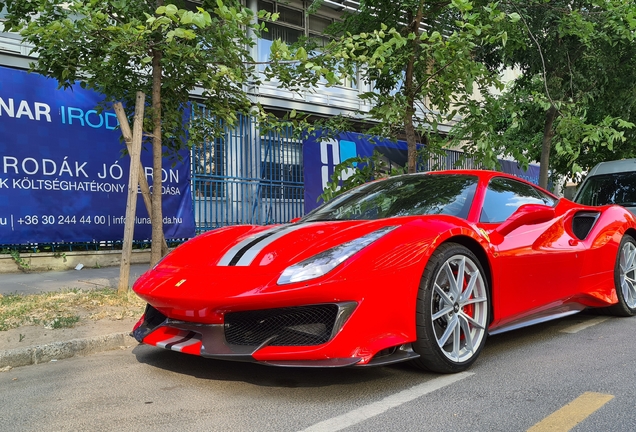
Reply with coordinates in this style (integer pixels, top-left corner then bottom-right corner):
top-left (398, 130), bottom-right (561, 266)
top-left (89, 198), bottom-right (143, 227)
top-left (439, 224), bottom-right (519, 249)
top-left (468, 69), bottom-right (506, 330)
top-left (412, 243), bottom-right (489, 373)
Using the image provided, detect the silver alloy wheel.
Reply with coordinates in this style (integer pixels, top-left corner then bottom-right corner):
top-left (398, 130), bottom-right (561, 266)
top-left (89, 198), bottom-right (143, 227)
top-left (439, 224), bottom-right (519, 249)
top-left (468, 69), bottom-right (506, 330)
top-left (619, 240), bottom-right (636, 309)
top-left (430, 254), bottom-right (488, 363)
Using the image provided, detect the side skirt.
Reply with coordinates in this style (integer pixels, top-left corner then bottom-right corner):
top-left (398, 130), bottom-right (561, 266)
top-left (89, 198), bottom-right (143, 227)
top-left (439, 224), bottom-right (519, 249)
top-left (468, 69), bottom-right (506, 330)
top-left (489, 308), bottom-right (584, 336)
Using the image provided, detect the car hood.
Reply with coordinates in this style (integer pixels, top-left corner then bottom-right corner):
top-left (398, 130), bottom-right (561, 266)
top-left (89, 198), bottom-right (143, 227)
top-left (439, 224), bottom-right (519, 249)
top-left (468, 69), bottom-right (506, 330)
top-left (155, 219), bottom-right (402, 273)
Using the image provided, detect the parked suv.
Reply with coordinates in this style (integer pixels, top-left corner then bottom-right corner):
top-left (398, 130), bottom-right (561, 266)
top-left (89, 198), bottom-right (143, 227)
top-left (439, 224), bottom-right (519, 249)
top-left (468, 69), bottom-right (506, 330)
top-left (574, 158), bottom-right (636, 215)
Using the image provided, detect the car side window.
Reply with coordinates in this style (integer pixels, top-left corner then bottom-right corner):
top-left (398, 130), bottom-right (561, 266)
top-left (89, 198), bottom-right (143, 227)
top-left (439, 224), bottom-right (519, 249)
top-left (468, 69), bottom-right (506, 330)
top-left (480, 177), bottom-right (552, 223)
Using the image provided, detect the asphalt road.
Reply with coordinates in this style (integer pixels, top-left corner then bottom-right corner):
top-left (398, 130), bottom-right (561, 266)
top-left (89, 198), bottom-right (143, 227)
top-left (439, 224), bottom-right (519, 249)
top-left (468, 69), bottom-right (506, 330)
top-left (1, 311), bottom-right (635, 432)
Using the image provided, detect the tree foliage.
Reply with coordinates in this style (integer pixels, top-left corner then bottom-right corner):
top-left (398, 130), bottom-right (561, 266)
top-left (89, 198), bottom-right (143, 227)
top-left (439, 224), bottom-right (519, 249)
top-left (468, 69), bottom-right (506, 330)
top-left (267, 0), bottom-right (515, 173)
top-left (454, 0), bottom-right (636, 188)
top-left (319, 150), bottom-right (407, 203)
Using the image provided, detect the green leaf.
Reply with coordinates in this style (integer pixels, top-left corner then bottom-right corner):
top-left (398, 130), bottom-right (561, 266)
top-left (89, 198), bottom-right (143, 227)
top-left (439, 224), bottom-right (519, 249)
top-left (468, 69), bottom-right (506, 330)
top-left (295, 47), bottom-right (307, 60)
top-left (181, 11), bottom-right (193, 25)
top-left (191, 14), bottom-right (207, 28)
top-left (165, 4), bottom-right (178, 17)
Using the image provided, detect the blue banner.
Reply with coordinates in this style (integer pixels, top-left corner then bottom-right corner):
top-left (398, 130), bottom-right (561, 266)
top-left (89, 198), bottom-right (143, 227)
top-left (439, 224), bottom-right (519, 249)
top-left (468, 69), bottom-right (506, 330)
top-left (498, 159), bottom-right (540, 186)
top-left (303, 132), bottom-right (540, 213)
top-left (0, 66), bottom-right (195, 244)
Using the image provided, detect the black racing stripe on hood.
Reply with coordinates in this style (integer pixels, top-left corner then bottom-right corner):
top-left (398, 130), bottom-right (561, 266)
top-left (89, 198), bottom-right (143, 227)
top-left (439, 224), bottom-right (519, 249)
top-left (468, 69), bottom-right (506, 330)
top-left (228, 230), bottom-right (278, 266)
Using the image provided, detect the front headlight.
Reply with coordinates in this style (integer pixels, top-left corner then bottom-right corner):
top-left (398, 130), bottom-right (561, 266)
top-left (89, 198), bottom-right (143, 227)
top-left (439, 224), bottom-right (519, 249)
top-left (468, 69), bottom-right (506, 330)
top-left (277, 226), bottom-right (396, 285)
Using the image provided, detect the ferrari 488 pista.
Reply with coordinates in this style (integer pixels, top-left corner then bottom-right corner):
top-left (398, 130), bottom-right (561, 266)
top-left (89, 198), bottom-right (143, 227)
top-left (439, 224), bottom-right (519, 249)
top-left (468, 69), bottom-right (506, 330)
top-left (132, 170), bottom-right (636, 373)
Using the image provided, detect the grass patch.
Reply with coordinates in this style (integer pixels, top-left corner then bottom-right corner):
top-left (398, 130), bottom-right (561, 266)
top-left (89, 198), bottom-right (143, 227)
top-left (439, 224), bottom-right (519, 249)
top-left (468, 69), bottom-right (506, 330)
top-left (0, 288), bottom-right (146, 331)
top-left (49, 316), bottom-right (81, 329)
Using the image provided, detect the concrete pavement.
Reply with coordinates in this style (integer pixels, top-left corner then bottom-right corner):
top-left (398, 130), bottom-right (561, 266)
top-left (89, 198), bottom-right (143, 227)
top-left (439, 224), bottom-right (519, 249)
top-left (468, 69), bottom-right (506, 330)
top-left (0, 264), bottom-right (150, 370)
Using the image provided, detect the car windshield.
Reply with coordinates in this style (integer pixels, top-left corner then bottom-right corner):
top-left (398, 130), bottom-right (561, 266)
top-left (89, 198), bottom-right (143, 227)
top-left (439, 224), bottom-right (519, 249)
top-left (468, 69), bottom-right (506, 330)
top-left (575, 172), bottom-right (636, 207)
top-left (302, 174), bottom-right (478, 222)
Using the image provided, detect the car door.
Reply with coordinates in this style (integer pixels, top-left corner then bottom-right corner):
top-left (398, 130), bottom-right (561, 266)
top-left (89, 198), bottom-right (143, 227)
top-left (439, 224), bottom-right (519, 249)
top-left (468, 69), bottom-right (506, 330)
top-left (476, 177), bottom-right (583, 328)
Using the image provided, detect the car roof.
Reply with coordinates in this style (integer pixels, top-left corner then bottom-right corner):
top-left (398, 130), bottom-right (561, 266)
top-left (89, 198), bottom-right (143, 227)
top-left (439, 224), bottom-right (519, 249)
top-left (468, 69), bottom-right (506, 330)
top-left (588, 158), bottom-right (636, 176)
top-left (403, 169), bottom-right (558, 199)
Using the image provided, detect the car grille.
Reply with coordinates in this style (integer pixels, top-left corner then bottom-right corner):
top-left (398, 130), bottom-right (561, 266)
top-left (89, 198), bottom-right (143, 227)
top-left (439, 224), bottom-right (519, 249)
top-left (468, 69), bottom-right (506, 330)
top-left (224, 304), bottom-right (339, 346)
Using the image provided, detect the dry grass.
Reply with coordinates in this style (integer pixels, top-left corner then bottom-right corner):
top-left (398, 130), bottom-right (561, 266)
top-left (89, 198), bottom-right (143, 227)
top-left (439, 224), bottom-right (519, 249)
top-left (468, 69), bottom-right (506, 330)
top-left (0, 288), bottom-right (146, 331)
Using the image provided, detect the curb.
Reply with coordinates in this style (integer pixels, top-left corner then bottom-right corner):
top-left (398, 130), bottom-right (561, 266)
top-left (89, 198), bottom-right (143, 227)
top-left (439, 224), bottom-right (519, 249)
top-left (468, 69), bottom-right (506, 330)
top-left (0, 332), bottom-right (136, 370)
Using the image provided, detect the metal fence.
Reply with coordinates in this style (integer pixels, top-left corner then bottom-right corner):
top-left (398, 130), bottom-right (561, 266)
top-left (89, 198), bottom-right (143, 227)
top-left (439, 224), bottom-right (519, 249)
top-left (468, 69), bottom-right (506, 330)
top-left (420, 148), bottom-right (486, 172)
top-left (191, 117), bottom-right (483, 234)
top-left (192, 115), bottom-right (304, 233)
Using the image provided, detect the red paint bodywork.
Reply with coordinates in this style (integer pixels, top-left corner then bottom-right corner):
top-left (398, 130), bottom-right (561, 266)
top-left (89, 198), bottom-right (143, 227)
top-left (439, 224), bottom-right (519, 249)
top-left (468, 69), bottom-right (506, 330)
top-left (132, 170), bottom-right (636, 365)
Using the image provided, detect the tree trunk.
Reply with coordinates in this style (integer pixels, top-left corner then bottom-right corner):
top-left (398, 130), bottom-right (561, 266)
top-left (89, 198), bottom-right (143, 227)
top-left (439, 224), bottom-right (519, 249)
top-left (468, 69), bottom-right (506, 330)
top-left (404, 4), bottom-right (424, 174)
top-left (539, 105), bottom-right (558, 189)
top-left (150, 48), bottom-right (164, 267)
top-left (404, 43), bottom-right (417, 173)
top-left (405, 111), bottom-right (418, 173)
top-left (118, 92), bottom-right (145, 293)
top-left (113, 102), bottom-right (168, 254)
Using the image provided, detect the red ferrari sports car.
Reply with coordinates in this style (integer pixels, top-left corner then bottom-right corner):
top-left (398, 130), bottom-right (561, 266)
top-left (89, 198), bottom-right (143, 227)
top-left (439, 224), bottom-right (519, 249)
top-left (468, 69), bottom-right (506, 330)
top-left (132, 170), bottom-right (636, 373)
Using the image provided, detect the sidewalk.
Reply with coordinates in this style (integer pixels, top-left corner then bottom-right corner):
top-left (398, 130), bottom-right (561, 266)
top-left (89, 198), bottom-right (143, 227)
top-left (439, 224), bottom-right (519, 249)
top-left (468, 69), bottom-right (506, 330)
top-left (1, 263), bottom-right (149, 295)
top-left (0, 264), bottom-right (150, 370)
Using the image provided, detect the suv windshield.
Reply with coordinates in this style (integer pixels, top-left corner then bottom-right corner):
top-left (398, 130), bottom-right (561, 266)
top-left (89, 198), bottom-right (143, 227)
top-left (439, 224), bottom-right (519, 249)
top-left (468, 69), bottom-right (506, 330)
top-left (302, 174), bottom-right (478, 222)
top-left (575, 172), bottom-right (636, 207)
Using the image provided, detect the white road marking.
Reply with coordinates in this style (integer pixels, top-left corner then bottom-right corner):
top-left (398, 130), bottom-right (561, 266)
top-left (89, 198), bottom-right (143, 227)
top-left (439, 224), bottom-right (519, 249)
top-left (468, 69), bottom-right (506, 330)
top-left (299, 372), bottom-right (474, 432)
top-left (560, 317), bottom-right (609, 334)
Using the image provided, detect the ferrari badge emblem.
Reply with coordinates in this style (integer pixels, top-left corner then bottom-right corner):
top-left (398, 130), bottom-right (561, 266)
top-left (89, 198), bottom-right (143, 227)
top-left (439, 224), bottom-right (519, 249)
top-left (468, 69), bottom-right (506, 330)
top-left (479, 228), bottom-right (490, 243)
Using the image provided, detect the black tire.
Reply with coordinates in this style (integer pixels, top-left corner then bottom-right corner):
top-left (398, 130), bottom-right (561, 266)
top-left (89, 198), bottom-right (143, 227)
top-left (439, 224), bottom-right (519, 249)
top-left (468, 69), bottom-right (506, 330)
top-left (411, 243), bottom-right (490, 373)
top-left (600, 234), bottom-right (636, 317)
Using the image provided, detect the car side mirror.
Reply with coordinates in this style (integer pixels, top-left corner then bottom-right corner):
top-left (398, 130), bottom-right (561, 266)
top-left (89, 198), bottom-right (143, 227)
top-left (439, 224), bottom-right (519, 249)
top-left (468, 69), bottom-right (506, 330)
top-left (494, 204), bottom-right (555, 238)
top-left (290, 217), bottom-right (302, 223)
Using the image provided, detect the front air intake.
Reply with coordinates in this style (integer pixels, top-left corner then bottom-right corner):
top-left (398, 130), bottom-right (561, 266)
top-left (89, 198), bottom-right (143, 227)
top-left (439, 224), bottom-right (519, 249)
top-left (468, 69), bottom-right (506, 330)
top-left (224, 304), bottom-right (340, 346)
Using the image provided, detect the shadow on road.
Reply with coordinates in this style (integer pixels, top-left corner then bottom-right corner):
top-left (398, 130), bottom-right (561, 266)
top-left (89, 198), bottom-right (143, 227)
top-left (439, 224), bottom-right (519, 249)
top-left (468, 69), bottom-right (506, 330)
top-left (132, 344), bottom-right (426, 388)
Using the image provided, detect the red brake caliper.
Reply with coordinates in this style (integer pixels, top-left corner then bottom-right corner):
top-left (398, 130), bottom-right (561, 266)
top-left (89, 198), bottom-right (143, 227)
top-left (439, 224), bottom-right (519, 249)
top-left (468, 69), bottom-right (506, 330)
top-left (459, 271), bottom-right (474, 342)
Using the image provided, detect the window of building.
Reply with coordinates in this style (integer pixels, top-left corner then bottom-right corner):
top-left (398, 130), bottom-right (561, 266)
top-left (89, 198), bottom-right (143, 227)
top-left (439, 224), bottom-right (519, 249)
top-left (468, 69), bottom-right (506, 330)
top-left (257, 1), bottom-right (304, 69)
top-left (256, 0), bottom-right (356, 89)
top-left (258, 0), bottom-right (304, 40)
top-left (278, 5), bottom-right (304, 27)
top-left (309, 15), bottom-right (331, 34)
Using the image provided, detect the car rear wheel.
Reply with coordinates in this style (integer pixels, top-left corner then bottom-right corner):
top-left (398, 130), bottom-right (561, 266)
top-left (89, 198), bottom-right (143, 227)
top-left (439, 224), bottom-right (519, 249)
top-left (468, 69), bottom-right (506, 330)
top-left (603, 234), bottom-right (636, 317)
top-left (412, 243), bottom-right (489, 373)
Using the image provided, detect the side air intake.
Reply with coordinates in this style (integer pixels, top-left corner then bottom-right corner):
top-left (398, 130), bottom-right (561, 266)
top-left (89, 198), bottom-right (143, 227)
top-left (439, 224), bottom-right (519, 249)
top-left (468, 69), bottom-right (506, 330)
top-left (572, 211), bottom-right (600, 240)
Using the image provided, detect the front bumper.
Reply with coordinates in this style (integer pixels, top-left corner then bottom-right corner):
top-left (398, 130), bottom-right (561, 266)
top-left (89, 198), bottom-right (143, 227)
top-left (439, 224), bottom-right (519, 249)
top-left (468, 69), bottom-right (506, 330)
top-left (132, 303), bottom-right (420, 367)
